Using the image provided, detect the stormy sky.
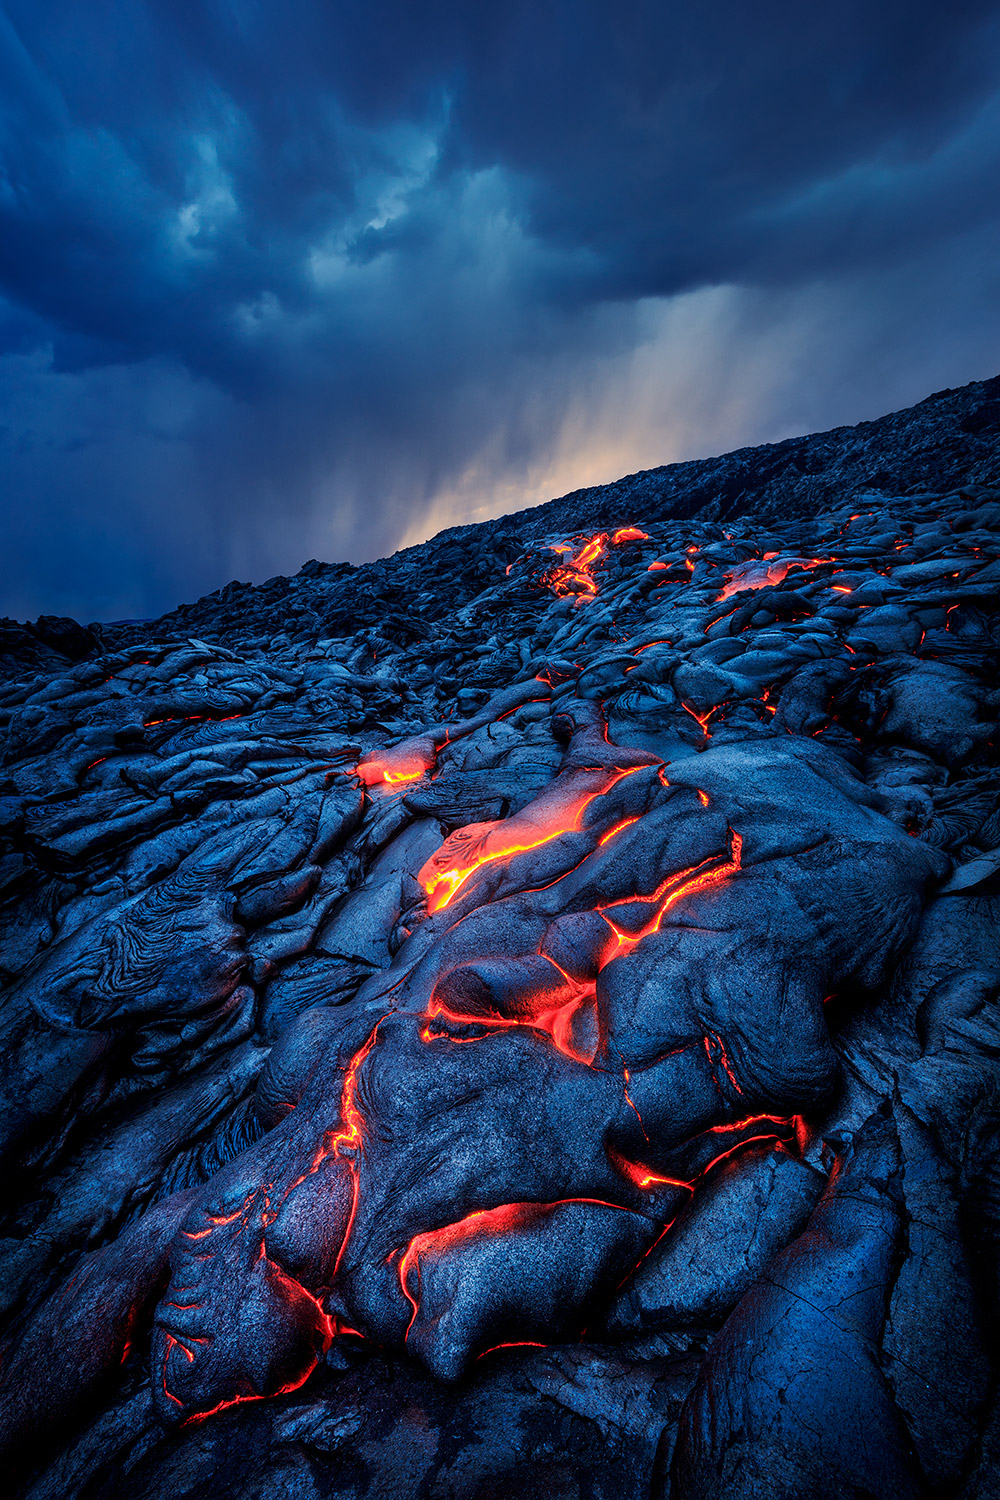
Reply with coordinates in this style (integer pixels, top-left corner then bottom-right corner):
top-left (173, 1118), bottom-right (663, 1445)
top-left (2, 2), bottom-right (1000, 623)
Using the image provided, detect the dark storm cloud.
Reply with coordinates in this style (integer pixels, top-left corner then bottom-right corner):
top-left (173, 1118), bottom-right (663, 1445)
top-left (448, 2), bottom-right (1000, 292)
top-left (2, 0), bottom-right (1000, 619)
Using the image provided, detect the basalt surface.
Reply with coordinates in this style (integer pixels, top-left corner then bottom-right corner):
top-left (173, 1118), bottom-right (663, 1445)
top-left (1, 378), bottom-right (1000, 1499)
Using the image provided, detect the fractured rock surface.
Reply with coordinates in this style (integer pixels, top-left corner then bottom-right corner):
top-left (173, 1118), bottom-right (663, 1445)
top-left (2, 376), bottom-right (1000, 1497)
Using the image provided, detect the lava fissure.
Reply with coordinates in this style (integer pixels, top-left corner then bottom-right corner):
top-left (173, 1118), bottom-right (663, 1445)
top-left (3, 381), bottom-right (996, 1491)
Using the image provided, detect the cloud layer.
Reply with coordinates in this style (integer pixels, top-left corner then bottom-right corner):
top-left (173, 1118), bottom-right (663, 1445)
top-left (2, 1), bottom-right (1000, 620)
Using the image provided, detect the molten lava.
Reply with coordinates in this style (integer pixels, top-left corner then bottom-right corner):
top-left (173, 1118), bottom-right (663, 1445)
top-left (599, 816), bottom-right (640, 845)
top-left (398, 1199), bottom-right (630, 1344)
top-left (420, 958), bottom-right (598, 1065)
top-left (681, 703), bottom-right (717, 736)
top-left (607, 1148), bottom-right (693, 1192)
top-left (330, 1022), bottom-right (382, 1275)
top-left (716, 553), bottom-right (834, 601)
top-left (599, 830), bottom-right (743, 963)
top-left (544, 526), bottom-right (649, 602)
top-left (419, 766), bottom-right (643, 913)
top-left (546, 534), bottom-right (606, 600)
top-left (356, 751), bottom-right (436, 787)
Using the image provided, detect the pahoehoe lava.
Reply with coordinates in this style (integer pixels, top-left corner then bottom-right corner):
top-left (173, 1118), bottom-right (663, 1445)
top-left (2, 375), bottom-right (1000, 1499)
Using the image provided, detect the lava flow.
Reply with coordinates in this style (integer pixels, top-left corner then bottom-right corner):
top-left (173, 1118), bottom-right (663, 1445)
top-left (420, 959), bottom-right (598, 1065)
top-left (329, 1021), bottom-right (382, 1276)
top-left (599, 830), bottom-right (743, 962)
top-left (716, 553), bottom-right (834, 601)
top-left (419, 766), bottom-right (643, 912)
top-left (544, 526), bottom-right (648, 602)
top-left (607, 1147), bottom-right (692, 1192)
top-left (356, 742), bottom-right (437, 786)
top-left (398, 1199), bottom-right (629, 1343)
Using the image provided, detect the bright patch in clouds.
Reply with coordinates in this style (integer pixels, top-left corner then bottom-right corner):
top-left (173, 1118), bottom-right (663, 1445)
top-left (1, 0), bottom-right (999, 617)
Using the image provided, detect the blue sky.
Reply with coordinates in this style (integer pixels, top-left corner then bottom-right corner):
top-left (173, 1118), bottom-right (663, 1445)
top-left (2, 1), bottom-right (1000, 621)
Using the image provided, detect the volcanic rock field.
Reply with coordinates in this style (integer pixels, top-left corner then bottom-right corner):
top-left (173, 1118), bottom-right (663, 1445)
top-left (2, 374), bottom-right (1000, 1499)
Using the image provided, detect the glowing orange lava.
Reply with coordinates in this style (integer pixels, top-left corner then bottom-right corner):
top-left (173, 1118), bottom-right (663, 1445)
top-left (356, 752), bottom-right (434, 787)
top-left (681, 702), bottom-right (717, 735)
top-left (330, 1022), bottom-right (382, 1276)
top-left (546, 534), bottom-right (606, 600)
top-left (420, 766), bottom-right (643, 912)
top-left (420, 958), bottom-right (598, 1065)
top-left (599, 830), bottom-right (743, 963)
top-left (545, 526), bottom-right (648, 602)
top-left (144, 713), bottom-right (243, 728)
top-left (398, 1199), bottom-right (629, 1343)
top-left (608, 1147), bottom-right (693, 1192)
top-left (599, 816), bottom-right (640, 845)
top-left (716, 554), bottom-right (834, 601)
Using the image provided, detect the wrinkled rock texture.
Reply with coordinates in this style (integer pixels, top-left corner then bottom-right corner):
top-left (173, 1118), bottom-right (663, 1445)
top-left (2, 373), bottom-right (1000, 1498)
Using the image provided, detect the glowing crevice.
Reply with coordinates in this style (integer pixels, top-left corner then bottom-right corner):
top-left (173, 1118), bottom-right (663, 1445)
top-left (420, 766), bottom-right (645, 913)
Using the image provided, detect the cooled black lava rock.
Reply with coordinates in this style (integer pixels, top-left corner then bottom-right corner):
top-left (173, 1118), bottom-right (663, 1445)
top-left (1, 376), bottom-right (999, 1498)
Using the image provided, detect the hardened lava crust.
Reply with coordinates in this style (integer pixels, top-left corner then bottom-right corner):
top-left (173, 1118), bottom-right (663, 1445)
top-left (1, 375), bottom-right (1000, 1499)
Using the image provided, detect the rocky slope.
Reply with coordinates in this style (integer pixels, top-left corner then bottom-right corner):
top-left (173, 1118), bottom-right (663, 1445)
top-left (1, 375), bottom-right (999, 1499)
top-left (3, 371), bottom-right (1000, 678)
